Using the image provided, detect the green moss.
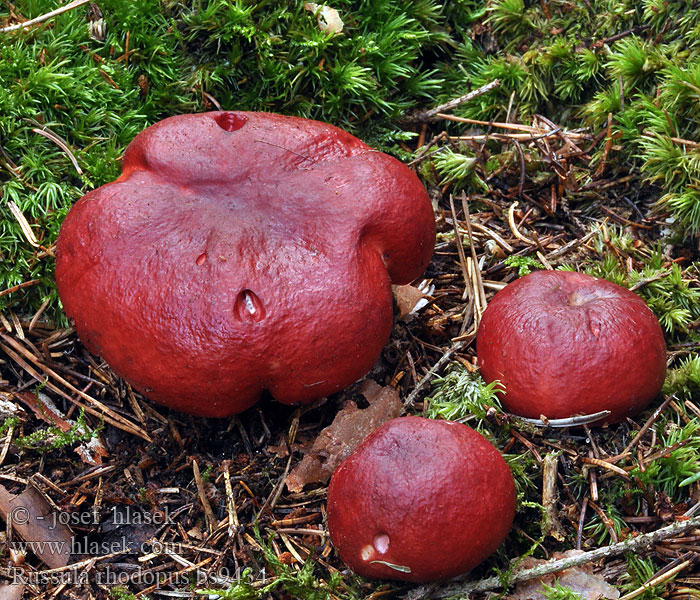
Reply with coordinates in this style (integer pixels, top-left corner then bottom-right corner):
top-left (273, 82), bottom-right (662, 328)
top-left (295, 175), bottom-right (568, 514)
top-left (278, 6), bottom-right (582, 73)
top-left (424, 362), bottom-right (503, 425)
top-left (663, 354), bottom-right (700, 399)
top-left (14, 408), bottom-right (103, 453)
top-left (505, 255), bottom-right (545, 276)
top-left (541, 581), bottom-right (585, 600)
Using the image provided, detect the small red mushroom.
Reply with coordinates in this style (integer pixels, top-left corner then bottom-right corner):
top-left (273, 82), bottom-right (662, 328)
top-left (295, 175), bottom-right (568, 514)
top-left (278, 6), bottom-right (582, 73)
top-left (55, 112), bottom-right (435, 417)
top-left (326, 416), bottom-right (516, 582)
top-left (476, 270), bottom-right (667, 423)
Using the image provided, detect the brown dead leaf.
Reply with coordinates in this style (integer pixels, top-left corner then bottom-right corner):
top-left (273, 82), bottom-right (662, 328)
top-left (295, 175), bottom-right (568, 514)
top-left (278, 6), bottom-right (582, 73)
top-left (507, 551), bottom-right (620, 600)
top-left (16, 391), bottom-right (71, 431)
top-left (74, 436), bottom-right (109, 466)
top-left (392, 284), bottom-right (426, 319)
top-left (0, 484), bottom-right (72, 569)
top-left (285, 380), bottom-right (402, 492)
top-left (0, 584), bottom-right (24, 600)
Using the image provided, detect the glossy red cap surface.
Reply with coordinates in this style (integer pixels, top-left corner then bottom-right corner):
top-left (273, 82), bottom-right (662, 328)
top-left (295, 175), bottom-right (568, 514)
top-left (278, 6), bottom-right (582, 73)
top-left (56, 112), bottom-right (435, 416)
top-left (477, 270), bottom-right (667, 423)
top-left (327, 416), bottom-right (516, 582)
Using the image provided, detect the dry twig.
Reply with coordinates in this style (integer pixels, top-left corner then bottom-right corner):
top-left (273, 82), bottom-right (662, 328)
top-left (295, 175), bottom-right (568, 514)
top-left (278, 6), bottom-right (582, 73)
top-left (406, 515), bottom-right (700, 599)
top-left (405, 80), bottom-right (501, 123)
top-left (0, 0), bottom-right (91, 33)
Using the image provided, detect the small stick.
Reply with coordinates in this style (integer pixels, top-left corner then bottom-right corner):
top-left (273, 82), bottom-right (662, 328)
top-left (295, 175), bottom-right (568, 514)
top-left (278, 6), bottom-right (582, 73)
top-left (615, 395), bottom-right (674, 460)
top-left (0, 279), bottom-right (41, 298)
top-left (589, 464), bottom-right (599, 502)
top-left (7, 201), bottom-right (40, 247)
top-left (511, 429), bottom-right (542, 463)
top-left (618, 558), bottom-right (692, 600)
top-left (576, 497), bottom-right (589, 550)
top-left (0, 421), bottom-right (15, 467)
top-left (542, 453), bottom-right (566, 541)
top-left (668, 135), bottom-right (700, 148)
top-left (0, 0), bottom-right (91, 33)
top-left (461, 193), bottom-right (487, 322)
top-left (536, 113), bottom-right (587, 155)
top-left (256, 454), bottom-right (293, 519)
top-left (405, 515), bottom-right (700, 599)
top-left (438, 114), bottom-right (543, 132)
top-left (449, 194), bottom-right (472, 303)
top-left (467, 256), bottom-right (482, 324)
top-left (639, 439), bottom-right (690, 464)
top-left (404, 341), bottom-right (465, 412)
top-left (591, 25), bottom-right (650, 48)
top-left (28, 297), bottom-right (51, 331)
top-left (408, 131), bottom-right (447, 166)
top-left (223, 464), bottom-right (240, 536)
top-left (202, 91), bottom-right (221, 111)
top-left (580, 456), bottom-right (630, 478)
top-left (469, 221), bottom-right (514, 253)
top-left (544, 229), bottom-right (598, 261)
top-left (505, 90), bottom-right (516, 123)
top-left (588, 499), bottom-right (617, 542)
top-left (594, 113), bottom-right (614, 179)
top-left (406, 80), bottom-right (501, 122)
top-left (450, 131), bottom-right (570, 142)
top-left (192, 459), bottom-right (217, 533)
top-left (629, 270), bottom-right (671, 291)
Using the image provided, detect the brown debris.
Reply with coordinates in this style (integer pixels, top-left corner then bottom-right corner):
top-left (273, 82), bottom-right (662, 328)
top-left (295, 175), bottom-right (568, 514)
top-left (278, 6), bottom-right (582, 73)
top-left (15, 391), bottom-right (108, 466)
top-left (542, 453), bottom-right (566, 541)
top-left (393, 284), bottom-right (427, 319)
top-left (0, 484), bottom-right (72, 569)
top-left (0, 584), bottom-right (24, 600)
top-left (285, 381), bottom-right (402, 492)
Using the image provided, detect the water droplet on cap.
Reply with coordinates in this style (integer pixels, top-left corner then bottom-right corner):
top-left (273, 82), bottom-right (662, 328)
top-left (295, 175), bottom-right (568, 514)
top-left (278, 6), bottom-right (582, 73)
top-left (233, 289), bottom-right (266, 323)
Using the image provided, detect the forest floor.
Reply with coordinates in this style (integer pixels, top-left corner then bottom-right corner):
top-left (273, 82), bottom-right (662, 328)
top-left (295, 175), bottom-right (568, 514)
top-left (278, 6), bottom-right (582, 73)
top-left (1, 2), bottom-right (700, 600)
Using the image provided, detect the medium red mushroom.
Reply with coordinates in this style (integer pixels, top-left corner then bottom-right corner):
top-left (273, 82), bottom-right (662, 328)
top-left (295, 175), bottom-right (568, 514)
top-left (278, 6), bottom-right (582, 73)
top-left (55, 112), bottom-right (435, 417)
top-left (326, 416), bottom-right (516, 582)
top-left (476, 270), bottom-right (667, 423)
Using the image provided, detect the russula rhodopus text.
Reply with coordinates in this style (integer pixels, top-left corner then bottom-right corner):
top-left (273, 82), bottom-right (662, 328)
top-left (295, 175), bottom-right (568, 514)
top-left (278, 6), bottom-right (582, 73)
top-left (56, 111), bottom-right (435, 416)
top-left (476, 270), bottom-right (667, 423)
top-left (326, 416), bottom-right (516, 582)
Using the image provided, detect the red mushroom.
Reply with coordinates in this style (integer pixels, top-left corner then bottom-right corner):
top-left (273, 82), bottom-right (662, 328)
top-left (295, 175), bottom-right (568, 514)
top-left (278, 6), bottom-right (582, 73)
top-left (55, 112), bottom-right (435, 417)
top-left (326, 416), bottom-right (516, 582)
top-left (476, 270), bottom-right (667, 423)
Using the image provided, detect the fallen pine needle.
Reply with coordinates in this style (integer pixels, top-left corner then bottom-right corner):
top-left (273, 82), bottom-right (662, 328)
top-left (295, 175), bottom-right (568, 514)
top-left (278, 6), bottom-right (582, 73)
top-left (33, 128), bottom-right (82, 175)
top-left (0, 0), bottom-right (91, 33)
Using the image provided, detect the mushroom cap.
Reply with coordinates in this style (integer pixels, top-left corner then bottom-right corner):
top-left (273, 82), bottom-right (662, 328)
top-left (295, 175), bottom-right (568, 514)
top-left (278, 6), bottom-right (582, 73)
top-left (476, 270), bottom-right (667, 423)
top-left (55, 112), bottom-right (435, 416)
top-left (326, 416), bottom-right (516, 582)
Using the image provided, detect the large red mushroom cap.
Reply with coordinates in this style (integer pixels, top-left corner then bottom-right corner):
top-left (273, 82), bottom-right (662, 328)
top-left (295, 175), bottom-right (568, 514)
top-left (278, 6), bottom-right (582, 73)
top-left (476, 270), bottom-right (667, 423)
top-left (326, 416), bottom-right (516, 582)
top-left (55, 112), bottom-right (435, 417)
